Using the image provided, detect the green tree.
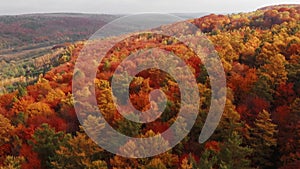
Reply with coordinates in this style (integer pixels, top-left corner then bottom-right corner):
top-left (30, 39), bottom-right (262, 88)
top-left (198, 149), bottom-right (218, 169)
top-left (218, 132), bottom-right (253, 169)
top-left (116, 114), bottom-right (142, 137)
top-left (51, 127), bottom-right (107, 169)
top-left (29, 123), bottom-right (71, 168)
top-left (249, 110), bottom-right (278, 168)
top-left (251, 75), bottom-right (274, 102)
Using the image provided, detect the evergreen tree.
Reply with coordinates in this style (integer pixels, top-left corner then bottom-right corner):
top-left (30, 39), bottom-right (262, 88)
top-left (29, 124), bottom-right (71, 168)
top-left (198, 149), bottom-right (218, 169)
top-left (218, 131), bottom-right (253, 169)
top-left (116, 114), bottom-right (142, 137)
top-left (249, 110), bottom-right (278, 168)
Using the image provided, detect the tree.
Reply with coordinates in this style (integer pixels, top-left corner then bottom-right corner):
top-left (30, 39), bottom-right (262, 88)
top-left (27, 79), bottom-right (53, 101)
top-left (198, 145), bottom-right (218, 169)
top-left (279, 98), bottom-right (300, 165)
top-left (51, 128), bottom-right (107, 169)
top-left (143, 158), bottom-right (167, 169)
top-left (29, 123), bottom-right (71, 168)
top-left (191, 133), bottom-right (252, 169)
top-left (249, 110), bottom-right (278, 168)
top-left (228, 67), bottom-right (258, 103)
top-left (111, 130), bottom-right (178, 168)
top-left (259, 53), bottom-right (288, 86)
top-left (25, 102), bottom-right (54, 117)
top-left (0, 156), bottom-right (24, 169)
top-left (44, 88), bottom-right (66, 106)
top-left (0, 114), bottom-right (14, 146)
top-left (19, 144), bottom-right (41, 169)
top-left (116, 114), bottom-right (142, 137)
top-left (210, 99), bottom-right (243, 142)
top-left (218, 132), bottom-right (253, 169)
top-left (0, 114), bottom-right (15, 163)
top-left (27, 114), bottom-right (67, 131)
top-left (251, 74), bottom-right (274, 103)
top-left (118, 130), bottom-right (170, 158)
top-left (0, 92), bottom-right (17, 111)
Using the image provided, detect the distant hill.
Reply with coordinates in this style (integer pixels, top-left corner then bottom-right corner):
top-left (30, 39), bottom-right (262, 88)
top-left (172, 12), bottom-right (209, 19)
top-left (0, 13), bottom-right (119, 60)
top-left (0, 12), bottom-right (208, 62)
top-left (0, 13), bottom-right (119, 93)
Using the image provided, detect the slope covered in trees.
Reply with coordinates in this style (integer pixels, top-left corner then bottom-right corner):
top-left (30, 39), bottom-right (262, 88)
top-left (0, 14), bottom-right (119, 95)
top-left (0, 13), bottom-right (117, 54)
top-left (0, 4), bottom-right (300, 169)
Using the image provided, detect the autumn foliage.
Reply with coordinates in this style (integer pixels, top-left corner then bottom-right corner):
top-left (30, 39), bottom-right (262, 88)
top-left (0, 4), bottom-right (300, 169)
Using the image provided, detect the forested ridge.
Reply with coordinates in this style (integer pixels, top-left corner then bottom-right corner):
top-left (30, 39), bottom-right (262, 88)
top-left (0, 4), bottom-right (300, 169)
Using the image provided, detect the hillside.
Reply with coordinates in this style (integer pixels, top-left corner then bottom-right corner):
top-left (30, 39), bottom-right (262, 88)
top-left (0, 5), bottom-right (300, 169)
top-left (0, 12), bottom-right (205, 94)
top-left (0, 13), bottom-right (117, 56)
top-left (0, 13), bottom-right (118, 93)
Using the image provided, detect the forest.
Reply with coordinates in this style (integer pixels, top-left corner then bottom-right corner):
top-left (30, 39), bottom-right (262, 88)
top-left (0, 14), bottom-right (117, 94)
top-left (0, 4), bottom-right (300, 169)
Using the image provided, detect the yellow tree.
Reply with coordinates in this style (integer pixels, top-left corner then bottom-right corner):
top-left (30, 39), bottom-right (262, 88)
top-left (0, 114), bottom-right (15, 146)
top-left (25, 102), bottom-right (54, 117)
top-left (52, 128), bottom-right (107, 169)
top-left (0, 156), bottom-right (24, 169)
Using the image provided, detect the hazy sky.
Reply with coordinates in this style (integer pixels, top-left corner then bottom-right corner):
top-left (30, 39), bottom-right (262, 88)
top-left (0, 0), bottom-right (299, 15)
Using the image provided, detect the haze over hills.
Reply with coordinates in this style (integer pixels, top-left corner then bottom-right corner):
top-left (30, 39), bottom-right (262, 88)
top-left (0, 13), bottom-right (120, 93)
top-left (0, 12), bottom-right (207, 93)
top-left (0, 13), bottom-right (118, 58)
top-left (0, 12), bottom-right (207, 62)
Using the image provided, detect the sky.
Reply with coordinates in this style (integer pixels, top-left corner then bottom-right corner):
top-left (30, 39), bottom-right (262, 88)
top-left (0, 0), bottom-right (299, 15)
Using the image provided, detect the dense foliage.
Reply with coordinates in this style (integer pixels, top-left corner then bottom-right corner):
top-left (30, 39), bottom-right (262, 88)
top-left (0, 4), bottom-right (300, 169)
